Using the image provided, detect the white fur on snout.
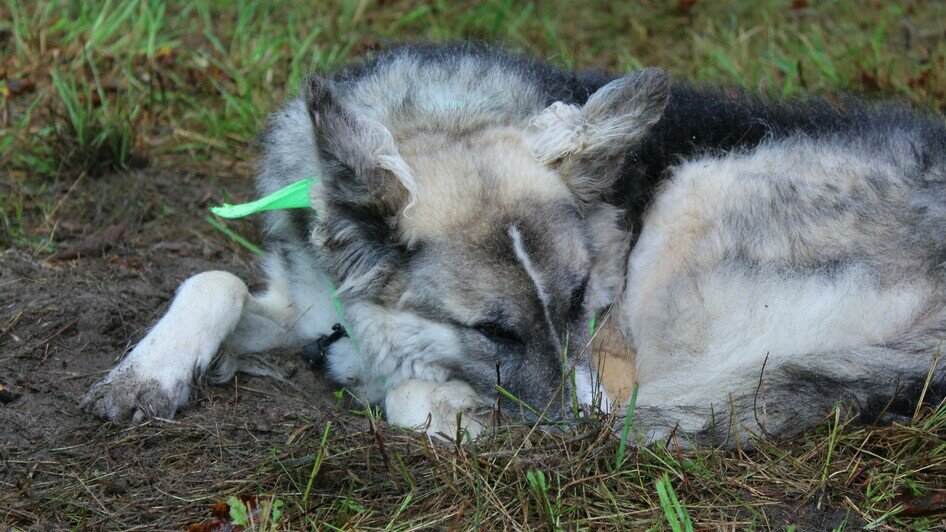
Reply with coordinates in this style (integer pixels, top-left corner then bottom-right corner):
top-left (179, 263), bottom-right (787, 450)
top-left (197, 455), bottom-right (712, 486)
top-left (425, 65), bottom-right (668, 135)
top-left (385, 379), bottom-right (489, 440)
top-left (345, 301), bottom-right (463, 404)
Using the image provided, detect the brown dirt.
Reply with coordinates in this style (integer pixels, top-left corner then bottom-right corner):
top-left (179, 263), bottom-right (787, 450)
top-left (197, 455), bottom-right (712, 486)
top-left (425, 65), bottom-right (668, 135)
top-left (0, 170), bottom-right (352, 529)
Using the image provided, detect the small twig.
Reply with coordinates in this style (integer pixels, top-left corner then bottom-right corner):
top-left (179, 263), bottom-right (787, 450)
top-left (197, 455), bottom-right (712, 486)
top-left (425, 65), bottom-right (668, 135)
top-left (72, 474), bottom-right (110, 516)
top-left (45, 224), bottom-right (125, 262)
top-left (42, 171), bottom-right (87, 244)
top-left (752, 352), bottom-right (773, 439)
top-left (0, 310), bottom-right (24, 341)
top-left (914, 342), bottom-right (943, 420)
top-left (372, 422), bottom-right (392, 474)
top-left (36, 316), bottom-right (79, 347)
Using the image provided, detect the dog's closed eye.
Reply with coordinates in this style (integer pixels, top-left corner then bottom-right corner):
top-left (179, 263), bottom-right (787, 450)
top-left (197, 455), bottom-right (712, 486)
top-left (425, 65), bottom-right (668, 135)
top-left (473, 322), bottom-right (523, 346)
top-left (569, 277), bottom-right (589, 315)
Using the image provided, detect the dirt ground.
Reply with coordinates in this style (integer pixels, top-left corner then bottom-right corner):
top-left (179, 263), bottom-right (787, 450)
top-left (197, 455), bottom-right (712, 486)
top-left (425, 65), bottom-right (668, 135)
top-left (0, 170), bottom-right (360, 528)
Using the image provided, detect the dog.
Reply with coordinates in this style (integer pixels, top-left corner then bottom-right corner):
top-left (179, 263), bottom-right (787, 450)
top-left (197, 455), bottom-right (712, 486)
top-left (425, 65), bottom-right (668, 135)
top-left (83, 43), bottom-right (946, 447)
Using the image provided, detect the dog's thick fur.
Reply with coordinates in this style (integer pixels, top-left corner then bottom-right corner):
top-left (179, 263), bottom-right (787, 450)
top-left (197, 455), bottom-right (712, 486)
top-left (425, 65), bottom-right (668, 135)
top-left (83, 44), bottom-right (946, 447)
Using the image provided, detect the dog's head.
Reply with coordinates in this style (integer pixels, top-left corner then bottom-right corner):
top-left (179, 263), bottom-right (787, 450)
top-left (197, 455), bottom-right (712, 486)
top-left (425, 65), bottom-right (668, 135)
top-left (305, 68), bottom-right (668, 420)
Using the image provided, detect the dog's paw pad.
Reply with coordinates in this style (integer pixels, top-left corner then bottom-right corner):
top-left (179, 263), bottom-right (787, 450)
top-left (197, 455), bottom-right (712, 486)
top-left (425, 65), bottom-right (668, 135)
top-left (81, 369), bottom-right (187, 422)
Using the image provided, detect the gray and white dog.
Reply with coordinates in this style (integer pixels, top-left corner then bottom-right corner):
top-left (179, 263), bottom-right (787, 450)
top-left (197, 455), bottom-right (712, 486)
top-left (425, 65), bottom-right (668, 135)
top-left (83, 44), bottom-right (946, 447)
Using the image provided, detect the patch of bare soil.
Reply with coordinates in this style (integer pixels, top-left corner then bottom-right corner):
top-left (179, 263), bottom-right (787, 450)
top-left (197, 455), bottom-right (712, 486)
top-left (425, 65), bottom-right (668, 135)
top-left (0, 170), bottom-right (352, 528)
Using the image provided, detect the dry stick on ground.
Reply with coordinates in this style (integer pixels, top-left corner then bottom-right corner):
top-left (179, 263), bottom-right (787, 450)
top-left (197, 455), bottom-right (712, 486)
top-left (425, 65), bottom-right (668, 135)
top-left (44, 223), bottom-right (125, 262)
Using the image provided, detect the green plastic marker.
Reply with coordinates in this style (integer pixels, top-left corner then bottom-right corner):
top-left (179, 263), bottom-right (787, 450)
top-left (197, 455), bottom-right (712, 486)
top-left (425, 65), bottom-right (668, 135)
top-left (210, 177), bottom-right (360, 353)
top-left (211, 178), bottom-right (314, 218)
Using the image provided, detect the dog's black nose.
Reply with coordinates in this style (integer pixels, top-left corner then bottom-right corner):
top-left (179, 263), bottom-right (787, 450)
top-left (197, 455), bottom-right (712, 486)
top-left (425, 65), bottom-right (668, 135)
top-left (301, 323), bottom-right (348, 367)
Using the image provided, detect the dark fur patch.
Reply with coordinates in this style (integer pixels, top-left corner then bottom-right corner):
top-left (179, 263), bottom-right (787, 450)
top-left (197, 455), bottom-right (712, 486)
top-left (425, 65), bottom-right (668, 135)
top-left (611, 85), bottom-right (946, 231)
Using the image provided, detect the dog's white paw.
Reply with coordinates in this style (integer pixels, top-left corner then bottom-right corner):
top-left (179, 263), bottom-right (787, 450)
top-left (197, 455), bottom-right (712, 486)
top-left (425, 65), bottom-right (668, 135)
top-left (385, 379), bottom-right (490, 440)
top-left (81, 363), bottom-right (192, 422)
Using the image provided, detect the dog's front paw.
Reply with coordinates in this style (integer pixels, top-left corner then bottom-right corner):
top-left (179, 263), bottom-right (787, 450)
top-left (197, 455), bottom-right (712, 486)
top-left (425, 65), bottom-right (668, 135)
top-left (385, 379), bottom-right (490, 440)
top-left (81, 365), bottom-right (191, 422)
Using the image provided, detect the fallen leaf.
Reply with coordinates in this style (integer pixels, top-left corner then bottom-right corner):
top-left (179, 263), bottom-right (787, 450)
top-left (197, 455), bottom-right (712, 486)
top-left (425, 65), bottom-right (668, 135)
top-left (858, 70), bottom-right (880, 91)
top-left (155, 46), bottom-right (179, 67)
top-left (107, 255), bottom-right (145, 270)
top-left (211, 501), bottom-right (230, 519)
top-left (909, 69), bottom-right (931, 89)
top-left (186, 519), bottom-right (220, 532)
top-left (187, 497), bottom-right (254, 532)
top-left (100, 478), bottom-right (128, 495)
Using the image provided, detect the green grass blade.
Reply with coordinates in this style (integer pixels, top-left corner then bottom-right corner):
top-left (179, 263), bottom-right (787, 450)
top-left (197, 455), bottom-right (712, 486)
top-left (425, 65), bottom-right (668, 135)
top-left (614, 385), bottom-right (639, 468)
top-left (204, 215), bottom-right (264, 255)
top-left (655, 473), bottom-right (693, 532)
top-left (655, 474), bottom-right (682, 532)
top-left (303, 421), bottom-right (332, 504)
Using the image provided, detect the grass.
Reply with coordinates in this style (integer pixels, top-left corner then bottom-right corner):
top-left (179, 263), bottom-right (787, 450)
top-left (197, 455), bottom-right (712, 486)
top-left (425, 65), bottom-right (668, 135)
top-left (10, 399), bottom-right (945, 529)
top-left (2, 0), bottom-right (946, 529)
top-left (4, 0), bottom-right (946, 247)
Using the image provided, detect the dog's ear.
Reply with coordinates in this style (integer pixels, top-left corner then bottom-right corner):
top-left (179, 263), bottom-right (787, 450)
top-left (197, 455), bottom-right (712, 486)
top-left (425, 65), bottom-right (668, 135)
top-left (303, 74), bottom-right (418, 214)
top-left (527, 68), bottom-right (669, 202)
top-left (303, 74), bottom-right (417, 295)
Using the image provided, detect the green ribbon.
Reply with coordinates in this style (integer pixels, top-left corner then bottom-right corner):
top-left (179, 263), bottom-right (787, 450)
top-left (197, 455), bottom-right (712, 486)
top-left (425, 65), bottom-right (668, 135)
top-left (210, 178), bottom-right (314, 218)
top-left (210, 177), bottom-right (360, 355)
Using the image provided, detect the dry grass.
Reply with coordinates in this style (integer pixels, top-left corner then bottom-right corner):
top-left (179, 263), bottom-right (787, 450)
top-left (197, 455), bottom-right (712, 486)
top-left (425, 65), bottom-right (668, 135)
top-left (5, 398), bottom-right (945, 529)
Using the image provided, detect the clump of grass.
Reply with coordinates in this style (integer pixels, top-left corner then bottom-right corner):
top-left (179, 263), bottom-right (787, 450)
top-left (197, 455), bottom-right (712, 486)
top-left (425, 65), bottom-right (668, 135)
top-left (656, 472), bottom-right (695, 532)
top-left (45, 70), bottom-right (141, 177)
top-left (4, 0), bottom-right (945, 173)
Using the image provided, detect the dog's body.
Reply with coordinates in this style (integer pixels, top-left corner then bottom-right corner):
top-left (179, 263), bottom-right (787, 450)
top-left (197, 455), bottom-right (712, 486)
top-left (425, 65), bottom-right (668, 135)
top-left (83, 44), bottom-right (946, 446)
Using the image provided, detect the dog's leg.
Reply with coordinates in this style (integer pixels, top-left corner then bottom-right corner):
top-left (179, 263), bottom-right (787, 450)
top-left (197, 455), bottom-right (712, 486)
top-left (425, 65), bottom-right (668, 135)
top-left (82, 254), bottom-right (332, 421)
top-left (82, 271), bottom-right (255, 421)
top-left (628, 331), bottom-right (946, 448)
top-left (322, 332), bottom-right (491, 439)
top-left (618, 146), bottom-right (945, 447)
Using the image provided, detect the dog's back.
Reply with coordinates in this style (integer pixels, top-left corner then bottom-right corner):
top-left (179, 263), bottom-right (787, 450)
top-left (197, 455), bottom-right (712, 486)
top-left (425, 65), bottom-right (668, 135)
top-left (615, 87), bottom-right (946, 444)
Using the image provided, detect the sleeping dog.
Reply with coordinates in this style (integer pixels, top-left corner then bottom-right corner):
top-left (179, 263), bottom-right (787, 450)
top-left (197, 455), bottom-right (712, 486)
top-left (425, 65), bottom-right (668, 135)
top-left (83, 43), bottom-right (946, 447)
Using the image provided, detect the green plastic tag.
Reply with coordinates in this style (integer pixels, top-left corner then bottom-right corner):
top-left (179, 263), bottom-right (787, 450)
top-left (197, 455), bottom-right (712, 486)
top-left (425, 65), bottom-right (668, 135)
top-left (210, 178), bottom-right (314, 219)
